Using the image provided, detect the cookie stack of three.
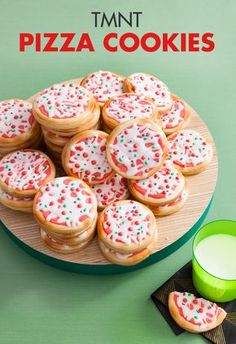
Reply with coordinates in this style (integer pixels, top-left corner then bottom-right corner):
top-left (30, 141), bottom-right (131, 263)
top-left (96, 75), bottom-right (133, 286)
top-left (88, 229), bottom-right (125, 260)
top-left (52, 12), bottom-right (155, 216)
top-left (0, 149), bottom-right (55, 212)
top-left (33, 177), bottom-right (98, 254)
top-left (0, 99), bottom-right (42, 158)
top-left (97, 200), bottom-right (158, 266)
top-left (32, 81), bottom-right (100, 166)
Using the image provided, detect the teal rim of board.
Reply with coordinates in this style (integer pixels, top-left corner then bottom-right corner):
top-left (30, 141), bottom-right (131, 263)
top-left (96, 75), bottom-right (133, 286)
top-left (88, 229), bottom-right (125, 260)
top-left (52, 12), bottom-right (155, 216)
top-left (0, 197), bottom-right (213, 275)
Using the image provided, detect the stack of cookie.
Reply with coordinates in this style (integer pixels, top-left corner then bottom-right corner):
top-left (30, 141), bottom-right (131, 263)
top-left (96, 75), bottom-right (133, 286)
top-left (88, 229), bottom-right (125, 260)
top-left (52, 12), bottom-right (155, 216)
top-left (128, 161), bottom-right (189, 216)
top-left (0, 99), bottom-right (42, 157)
top-left (32, 81), bottom-right (100, 165)
top-left (97, 200), bottom-right (158, 266)
top-left (33, 177), bottom-right (98, 254)
top-left (0, 149), bottom-right (55, 212)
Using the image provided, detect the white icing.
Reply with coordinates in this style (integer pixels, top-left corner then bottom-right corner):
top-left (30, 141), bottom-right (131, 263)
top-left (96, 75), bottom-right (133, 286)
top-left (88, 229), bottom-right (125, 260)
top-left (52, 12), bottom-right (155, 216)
top-left (132, 161), bottom-right (184, 201)
top-left (168, 130), bottom-right (212, 167)
top-left (36, 177), bottom-right (97, 228)
top-left (174, 292), bottom-right (220, 325)
top-left (0, 99), bottom-right (34, 139)
top-left (103, 200), bottom-right (154, 245)
top-left (161, 99), bottom-right (185, 129)
top-left (128, 73), bottom-right (172, 108)
top-left (34, 83), bottom-right (91, 119)
top-left (92, 174), bottom-right (128, 207)
top-left (67, 132), bottom-right (113, 184)
top-left (0, 150), bottom-right (52, 191)
top-left (106, 93), bottom-right (154, 123)
top-left (108, 122), bottom-right (166, 177)
top-left (82, 71), bottom-right (124, 103)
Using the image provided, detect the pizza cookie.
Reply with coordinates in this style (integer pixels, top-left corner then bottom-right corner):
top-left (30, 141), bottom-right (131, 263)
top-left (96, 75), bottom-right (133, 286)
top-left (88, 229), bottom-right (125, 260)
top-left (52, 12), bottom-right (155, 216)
top-left (168, 291), bottom-right (227, 333)
top-left (62, 130), bottom-right (114, 185)
top-left (0, 99), bottom-right (41, 156)
top-left (168, 129), bottom-right (213, 175)
top-left (128, 161), bottom-right (185, 206)
top-left (148, 185), bottom-right (189, 216)
top-left (102, 93), bottom-right (159, 131)
top-left (81, 70), bottom-right (125, 106)
top-left (97, 200), bottom-right (157, 253)
top-left (0, 149), bottom-right (55, 197)
top-left (160, 96), bottom-right (191, 135)
top-left (106, 119), bottom-right (168, 179)
top-left (32, 82), bottom-right (101, 164)
top-left (33, 177), bottom-right (97, 253)
top-left (124, 73), bottom-right (172, 113)
top-left (33, 82), bottom-right (97, 129)
top-left (91, 173), bottom-right (129, 210)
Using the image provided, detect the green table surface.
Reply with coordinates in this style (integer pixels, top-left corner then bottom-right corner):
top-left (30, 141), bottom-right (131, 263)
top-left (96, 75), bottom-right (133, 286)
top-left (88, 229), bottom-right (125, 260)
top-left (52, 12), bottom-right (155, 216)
top-left (0, 0), bottom-right (235, 343)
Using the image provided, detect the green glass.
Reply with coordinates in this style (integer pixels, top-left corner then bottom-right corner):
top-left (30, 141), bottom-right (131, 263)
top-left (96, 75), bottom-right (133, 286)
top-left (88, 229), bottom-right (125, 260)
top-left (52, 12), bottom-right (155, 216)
top-left (192, 220), bottom-right (236, 302)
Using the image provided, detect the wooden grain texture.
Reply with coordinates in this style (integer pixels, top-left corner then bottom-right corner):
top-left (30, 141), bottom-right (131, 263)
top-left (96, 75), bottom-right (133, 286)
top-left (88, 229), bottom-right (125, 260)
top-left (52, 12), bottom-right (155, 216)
top-left (0, 90), bottom-right (218, 266)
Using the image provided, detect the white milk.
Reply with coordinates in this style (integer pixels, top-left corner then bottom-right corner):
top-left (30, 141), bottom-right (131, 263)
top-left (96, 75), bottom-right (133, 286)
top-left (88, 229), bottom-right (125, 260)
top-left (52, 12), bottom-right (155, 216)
top-left (194, 234), bottom-right (236, 280)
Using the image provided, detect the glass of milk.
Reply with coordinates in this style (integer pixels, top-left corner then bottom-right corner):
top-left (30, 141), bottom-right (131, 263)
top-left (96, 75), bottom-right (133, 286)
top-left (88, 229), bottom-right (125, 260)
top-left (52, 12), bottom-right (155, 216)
top-left (192, 220), bottom-right (236, 302)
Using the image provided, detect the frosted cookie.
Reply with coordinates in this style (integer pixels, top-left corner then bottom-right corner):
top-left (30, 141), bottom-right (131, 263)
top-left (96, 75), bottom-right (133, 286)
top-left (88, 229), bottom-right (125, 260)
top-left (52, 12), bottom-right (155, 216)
top-left (168, 292), bottom-right (227, 333)
top-left (160, 96), bottom-right (191, 135)
top-left (149, 185), bottom-right (189, 216)
top-left (98, 231), bottom-right (157, 266)
top-left (0, 99), bottom-right (40, 145)
top-left (33, 82), bottom-right (96, 130)
top-left (106, 119), bottom-right (168, 179)
top-left (97, 200), bottom-right (157, 253)
top-left (0, 149), bottom-right (55, 197)
top-left (91, 173), bottom-right (129, 210)
top-left (81, 71), bottom-right (124, 106)
top-left (128, 161), bottom-right (185, 206)
top-left (62, 130), bottom-right (114, 185)
top-left (0, 187), bottom-right (34, 212)
top-left (40, 228), bottom-right (94, 254)
top-left (168, 129), bottom-right (213, 175)
top-left (102, 93), bottom-right (159, 130)
top-left (33, 177), bottom-right (97, 236)
top-left (124, 73), bottom-right (172, 113)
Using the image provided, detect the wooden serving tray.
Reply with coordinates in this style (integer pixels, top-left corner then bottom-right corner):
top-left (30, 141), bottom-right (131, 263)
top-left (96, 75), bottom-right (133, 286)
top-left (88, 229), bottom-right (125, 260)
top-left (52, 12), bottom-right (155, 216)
top-left (0, 92), bottom-right (218, 274)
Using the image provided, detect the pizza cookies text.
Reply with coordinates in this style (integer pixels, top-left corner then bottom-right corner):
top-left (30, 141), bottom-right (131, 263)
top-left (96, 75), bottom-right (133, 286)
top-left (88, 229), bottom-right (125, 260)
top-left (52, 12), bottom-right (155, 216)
top-left (19, 11), bottom-right (215, 53)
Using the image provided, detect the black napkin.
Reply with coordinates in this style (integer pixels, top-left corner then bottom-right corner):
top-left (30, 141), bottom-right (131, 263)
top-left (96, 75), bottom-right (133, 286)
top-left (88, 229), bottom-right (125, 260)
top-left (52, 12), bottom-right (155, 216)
top-left (151, 262), bottom-right (236, 344)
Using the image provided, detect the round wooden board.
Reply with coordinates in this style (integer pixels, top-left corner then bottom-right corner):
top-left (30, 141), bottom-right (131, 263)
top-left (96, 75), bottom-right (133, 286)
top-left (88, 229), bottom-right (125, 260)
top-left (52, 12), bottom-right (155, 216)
top-left (0, 86), bottom-right (218, 274)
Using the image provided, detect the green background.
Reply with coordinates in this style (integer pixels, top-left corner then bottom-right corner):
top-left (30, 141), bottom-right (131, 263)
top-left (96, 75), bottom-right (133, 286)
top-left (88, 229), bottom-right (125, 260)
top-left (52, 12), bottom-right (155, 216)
top-left (0, 0), bottom-right (235, 343)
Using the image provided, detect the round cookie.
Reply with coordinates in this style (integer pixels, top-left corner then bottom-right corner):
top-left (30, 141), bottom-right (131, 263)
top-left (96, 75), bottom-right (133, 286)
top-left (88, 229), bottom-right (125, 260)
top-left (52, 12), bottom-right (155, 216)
top-left (40, 228), bottom-right (94, 254)
top-left (97, 200), bottom-right (157, 253)
top-left (33, 82), bottom-right (96, 130)
top-left (128, 161), bottom-right (185, 206)
top-left (0, 187), bottom-right (34, 212)
top-left (62, 130), bottom-right (114, 185)
top-left (33, 176), bottom-right (97, 236)
top-left (102, 93), bottom-right (159, 130)
top-left (149, 185), bottom-right (189, 216)
top-left (81, 70), bottom-right (125, 106)
top-left (91, 173), bottom-right (129, 210)
top-left (106, 119), bottom-right (168, 179)
top-left (124, 73), bottom-right (172, 113)
top-left (0, 149), bottom-right (55, 197)
top-left (168, 129), bottom-right (213, 175)
top-left (98, 231), bottom-right (157, 266)
top-left (160, 96), bottom-right (191, 135)
top-left (0, 98), bottom-right (40, 145)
